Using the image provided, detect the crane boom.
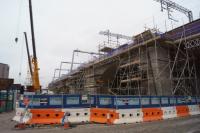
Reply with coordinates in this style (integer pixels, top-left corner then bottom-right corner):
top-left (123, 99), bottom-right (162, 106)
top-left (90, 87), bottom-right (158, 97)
top-left (28, 0), bottom-right (40, 92)
top-left (24, 32), bottom-right (33, 77)
top-left (29, 0), bottom-right (37, 59)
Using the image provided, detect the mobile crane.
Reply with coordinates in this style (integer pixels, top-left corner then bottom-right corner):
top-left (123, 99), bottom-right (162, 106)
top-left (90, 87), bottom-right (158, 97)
top-left (24, 0), bottom-right (40, 92)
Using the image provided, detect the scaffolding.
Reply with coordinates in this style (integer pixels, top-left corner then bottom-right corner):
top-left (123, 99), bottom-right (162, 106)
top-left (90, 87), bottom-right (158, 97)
top-left (49, 19), bottom-right (200, 96)
top-left (108, 24), bottom-right (199, 96)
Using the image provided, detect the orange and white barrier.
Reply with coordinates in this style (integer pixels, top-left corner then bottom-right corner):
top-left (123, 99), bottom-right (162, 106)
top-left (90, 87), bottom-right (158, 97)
top-left (13, 108), bottom-right (90, 125)
top-left (89, 104), bottom-right (200, 124)
top-left (90, 108), bottom-right (119, 124)
top-left (13, 104), bottom-right (200, 126)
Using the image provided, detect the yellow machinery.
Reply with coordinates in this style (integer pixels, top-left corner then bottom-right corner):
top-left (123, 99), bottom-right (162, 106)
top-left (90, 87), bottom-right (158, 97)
top-left (23, 0), bottom-right (40, 92)
top-left (32, 58), bottom-right (40, 92)
top-left (28, 0), bottom-right (40, 92)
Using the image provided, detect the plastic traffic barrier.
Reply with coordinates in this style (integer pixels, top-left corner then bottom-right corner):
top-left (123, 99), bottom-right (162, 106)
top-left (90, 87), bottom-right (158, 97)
top-left (114, 109), bottom-right (143, 124)
top-left (161, 106), bottom-right (177, 119)
top-left (90, 108), bottom-right (119, 124)
top-left (188, 105), bottom-right (200, 115)
top-left (142, 108), bottom-right (163, 122)
top-left (12, 94), bottom-right (200, 126)
top-left (62, 108), bottom-right (90, 123)
top-left (12, 108), bottom-right (27, 123)
top-left (27, 109), bottom-right (64, 125)
top-left (176, 105), bottom-right (189, 117)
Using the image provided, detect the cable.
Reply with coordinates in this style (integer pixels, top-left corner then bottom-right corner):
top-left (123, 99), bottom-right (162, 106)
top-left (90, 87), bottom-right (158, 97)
top-left (18, 37), bottom-right (24, 84)
top-left (18, 35), bottom-right (24, 83)
top-left (15, 0), bottom-right (24, 39)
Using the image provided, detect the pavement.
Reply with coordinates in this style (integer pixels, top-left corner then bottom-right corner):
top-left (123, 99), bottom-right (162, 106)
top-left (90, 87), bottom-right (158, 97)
top-left (0, 112), bottom-right (200, 133)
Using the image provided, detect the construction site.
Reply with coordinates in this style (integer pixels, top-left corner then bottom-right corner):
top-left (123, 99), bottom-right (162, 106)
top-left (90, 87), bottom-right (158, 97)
top-left (1, 0), bottom-right (200, 132)
top-left (49, 19), bottom-right (200, 96)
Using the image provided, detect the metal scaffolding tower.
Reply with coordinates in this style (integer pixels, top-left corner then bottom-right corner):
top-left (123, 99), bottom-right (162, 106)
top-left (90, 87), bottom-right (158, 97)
top-left (99, 30), bottom-right (133, 40)
top-left (70, 49), bottom-right (104, 72)
top-left (59, 61), bottom-right (81, 77)
top-left (99, 30), bottom-right (133, 47)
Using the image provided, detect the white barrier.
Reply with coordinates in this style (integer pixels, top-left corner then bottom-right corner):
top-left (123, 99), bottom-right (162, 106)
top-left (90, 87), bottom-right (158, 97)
top-left (161, 107), bottom-right (177, 119)
top-left (114, 109), bottom-right (143, 124)
top-left (62, 108), bottom-right (90, 123)
top-left (12, 107), bottom-right (31, 123)
top-left (188, 105), bottom-right (200, 115)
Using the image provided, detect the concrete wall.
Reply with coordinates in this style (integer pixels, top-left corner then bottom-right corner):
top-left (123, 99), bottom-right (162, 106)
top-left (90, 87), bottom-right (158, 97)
top-left (147, 45), bottom-right (172, 95)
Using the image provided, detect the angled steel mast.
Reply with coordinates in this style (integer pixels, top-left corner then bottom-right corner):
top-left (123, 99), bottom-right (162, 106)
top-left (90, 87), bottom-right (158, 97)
top-left (154, 0), bottom-right (193, 22)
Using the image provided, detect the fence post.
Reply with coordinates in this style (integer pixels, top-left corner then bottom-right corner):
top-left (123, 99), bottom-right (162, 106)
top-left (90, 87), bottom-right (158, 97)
top-left (6, 89), bottom-right (9, 111)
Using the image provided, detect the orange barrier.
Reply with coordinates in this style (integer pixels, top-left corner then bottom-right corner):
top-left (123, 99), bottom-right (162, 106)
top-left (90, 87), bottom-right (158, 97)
top-left (27, 109), bottom-right (64, 125)
top-left (142, 108), bottom-right (163, 122)
top-left (90, 108), bottom-right (119, 124)
top-left (176, 106), bottom-right (189, 117)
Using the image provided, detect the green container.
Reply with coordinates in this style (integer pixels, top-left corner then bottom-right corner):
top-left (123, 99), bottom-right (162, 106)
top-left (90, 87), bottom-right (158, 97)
top-left (0, 100), bottom-right (6, 113)
top-left (0, 92), bottom-right (13, 100)
top-left (0, 93), bottom-right (6, 100)
top-left (0, 92), bottom-right (14, 112)
top-left (6, 101), bottom-right (13, 111)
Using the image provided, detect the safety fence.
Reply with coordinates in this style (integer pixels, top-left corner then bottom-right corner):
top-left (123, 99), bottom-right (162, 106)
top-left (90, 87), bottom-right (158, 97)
top-left (17, 95), bottom-right (200, 108)
top-left (0, 91), bottom-right (14, 113)
top-left (12, 95), bottom-right (200, 125)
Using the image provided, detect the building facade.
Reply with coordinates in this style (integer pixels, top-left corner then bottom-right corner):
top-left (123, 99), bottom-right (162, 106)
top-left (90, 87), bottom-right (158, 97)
top-left (0, 63), bottom-right (9, 79)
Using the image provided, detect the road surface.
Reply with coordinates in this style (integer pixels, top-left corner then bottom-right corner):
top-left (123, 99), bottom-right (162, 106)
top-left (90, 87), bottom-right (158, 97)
top-left (0, 112), bottom-right (200, 133)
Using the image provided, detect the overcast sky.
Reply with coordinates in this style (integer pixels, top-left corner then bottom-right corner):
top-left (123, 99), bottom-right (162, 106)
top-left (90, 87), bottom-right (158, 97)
top-left (0, 0), bottom-right (200, 88)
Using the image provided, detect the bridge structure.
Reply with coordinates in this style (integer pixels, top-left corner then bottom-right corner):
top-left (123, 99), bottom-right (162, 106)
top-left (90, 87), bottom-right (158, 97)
top-left (49, 19), bottom-right (200, 96)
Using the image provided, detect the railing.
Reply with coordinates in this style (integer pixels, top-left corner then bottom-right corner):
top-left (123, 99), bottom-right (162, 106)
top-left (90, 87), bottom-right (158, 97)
top-left (163, 19), bottom-right (200, 41)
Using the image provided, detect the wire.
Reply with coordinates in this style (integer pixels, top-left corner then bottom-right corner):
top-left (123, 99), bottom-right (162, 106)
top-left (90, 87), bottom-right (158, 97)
top-left (19, 38), bottom-right (24, 84)
top-left (16, 0), bottom-right (25, 84)
top-left (15, 0), bottom-right (24, 38)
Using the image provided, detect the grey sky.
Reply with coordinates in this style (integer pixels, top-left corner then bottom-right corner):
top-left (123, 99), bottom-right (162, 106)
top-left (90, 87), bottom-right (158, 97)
top-left (0, 0), bottom-right (200, 88)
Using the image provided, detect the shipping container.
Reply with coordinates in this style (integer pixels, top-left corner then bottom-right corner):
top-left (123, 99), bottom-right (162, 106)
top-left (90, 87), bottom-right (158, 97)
top-left (0, 91), bottom-right (14, 113)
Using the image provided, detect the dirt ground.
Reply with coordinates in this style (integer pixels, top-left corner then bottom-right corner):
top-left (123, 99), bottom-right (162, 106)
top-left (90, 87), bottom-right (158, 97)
top-left (0, 112), bottom-right (200, 133)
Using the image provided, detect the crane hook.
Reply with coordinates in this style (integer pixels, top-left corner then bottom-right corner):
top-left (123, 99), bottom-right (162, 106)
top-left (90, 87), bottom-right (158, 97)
top-left (15, 37), bottom-right (18, 43)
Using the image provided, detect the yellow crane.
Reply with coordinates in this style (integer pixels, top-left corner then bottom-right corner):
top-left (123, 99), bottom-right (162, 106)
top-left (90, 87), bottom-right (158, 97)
top-left (23, 32), bottom-right (40, 93)
top-left (23, 0), bottom-right (40, 93)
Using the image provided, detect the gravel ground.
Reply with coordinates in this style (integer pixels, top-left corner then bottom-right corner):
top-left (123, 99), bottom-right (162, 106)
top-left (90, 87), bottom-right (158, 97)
top-left (0, 112), bottom-right (200, 133)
